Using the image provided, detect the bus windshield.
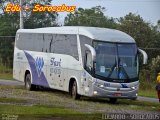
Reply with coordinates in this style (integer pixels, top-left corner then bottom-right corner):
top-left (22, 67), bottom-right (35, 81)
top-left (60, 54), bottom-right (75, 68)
top-left (93, 41), bottom-right (138, 81)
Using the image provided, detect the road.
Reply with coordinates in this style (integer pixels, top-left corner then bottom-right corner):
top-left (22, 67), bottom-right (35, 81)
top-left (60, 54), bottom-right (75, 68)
top-left (0, 79), bottom-right (159, 103)
top-left (0, 79), bottom-right (24, 86)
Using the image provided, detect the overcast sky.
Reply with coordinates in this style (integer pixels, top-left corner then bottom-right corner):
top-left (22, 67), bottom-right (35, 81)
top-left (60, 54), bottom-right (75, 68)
top-left (51, 0), bottom-right (160, 25)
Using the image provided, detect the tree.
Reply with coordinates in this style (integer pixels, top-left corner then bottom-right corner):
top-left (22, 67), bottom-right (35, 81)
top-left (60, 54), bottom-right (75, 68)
top-left (150, 55), bottom-right (160, 79)
top-left (23, 0), bottom-right (58, 28)
top-left (64, 6), bottom-right (117, 29)
top-left (118, 13), bottom-right (160, 62)
top-left (0, 0), bottom-right (58, 68)
top-left (0, 0), bottom-right (58, 31)
top-left (156, 20), bottom-right (160, 32)
top-left (118, 13), bottom-right (153, 47)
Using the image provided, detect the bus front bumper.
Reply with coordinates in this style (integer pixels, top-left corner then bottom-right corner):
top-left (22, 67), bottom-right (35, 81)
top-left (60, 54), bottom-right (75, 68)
top-left (91, 85), bottom-right (138, 99)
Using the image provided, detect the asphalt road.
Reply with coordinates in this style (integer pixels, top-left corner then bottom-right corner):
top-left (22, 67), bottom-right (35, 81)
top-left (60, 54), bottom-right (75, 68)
top-left (0, 79), bottom-right (159, 103)
top-left (0, 79), bottom-right (24, 86)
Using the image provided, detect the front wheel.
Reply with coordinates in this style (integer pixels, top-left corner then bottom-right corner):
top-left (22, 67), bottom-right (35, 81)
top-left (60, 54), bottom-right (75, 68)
top-left (109, 98), bottom-right (117, 103)
top-left (71, 81), bottom-right (80, 100)
top-left (131, 97), bottom-right (137, 100)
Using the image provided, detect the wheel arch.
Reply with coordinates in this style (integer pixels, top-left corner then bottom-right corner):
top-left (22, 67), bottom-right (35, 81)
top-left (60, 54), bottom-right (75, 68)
top-left (24, 70), bottom-right (32, 83)
top-left (68, 77), bottom-right (80, 95)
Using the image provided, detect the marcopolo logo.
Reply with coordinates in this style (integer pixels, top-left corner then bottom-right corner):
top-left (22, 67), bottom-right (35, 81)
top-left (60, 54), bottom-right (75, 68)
top-left (120, 83), bottom-right (128, 88)
top-left (35, 57), bottom-right (44, 77)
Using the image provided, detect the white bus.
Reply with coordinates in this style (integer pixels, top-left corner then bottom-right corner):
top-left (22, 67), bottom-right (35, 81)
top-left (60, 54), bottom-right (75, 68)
top-left (13, 26), bottom-right (147, 102)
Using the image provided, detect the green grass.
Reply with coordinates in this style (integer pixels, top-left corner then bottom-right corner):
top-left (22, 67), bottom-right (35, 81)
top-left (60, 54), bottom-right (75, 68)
top-left (0, 65), bottom-right (13, 80)
top-left (0, 97), bottom-right (27, 103)
top-left (0, 73), bottom-right (13, 80)
top-left (0, 98), bottom-right (159, 120)
top-left (0, 104), bottom-right (101, 120)
top-left (138, 69), bottom-right (158, 98)
top-left (117, 99), bottom-right (160, 111)
top-left (138, 89), bottom-right (157, 98)
top-left (0, 86), bottom-right (160, 120)
top-left (139, 79), bottom-right (157, 98)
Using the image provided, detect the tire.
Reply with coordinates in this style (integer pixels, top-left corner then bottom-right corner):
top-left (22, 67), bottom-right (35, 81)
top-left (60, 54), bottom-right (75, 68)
top-left (109, 98), bottom-right (117, 103)
top-left (131, 97), bottom-right (137, 101)
top-left (25, 73), bottom-right (35, 91)
top-left (71, 81), bottom-right (80, 100)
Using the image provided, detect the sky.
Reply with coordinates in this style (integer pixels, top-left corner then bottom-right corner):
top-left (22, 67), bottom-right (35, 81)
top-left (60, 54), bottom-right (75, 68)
top-left (51, 0), bottom-right (160, 25)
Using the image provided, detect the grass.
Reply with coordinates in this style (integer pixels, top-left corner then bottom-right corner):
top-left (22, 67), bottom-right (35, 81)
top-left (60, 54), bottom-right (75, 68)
top-left (0, 65), bottom-right (13, 80)
top-left (117, 99), bottom-right (160, 111)
top-left (139, 79), bottom-right (157, 98)
top-left (90, 97), bottom-right (160, 111)
top-left (138, 89), bottom-right (157, 98)
top-left (0, 86), bottom-right (160, 112)
top-left (0, 97), bottom-right (27, 103)
top-left (0, 104), bottom-right (101, 120)
top-left (0, 97), bottom-right (159, 120)
top-left (0, 86), bottom-right (160, 120)
top-left (0, 73), bottom-right (13, 80)
top-left (138, 69), bottom-right (158, 98)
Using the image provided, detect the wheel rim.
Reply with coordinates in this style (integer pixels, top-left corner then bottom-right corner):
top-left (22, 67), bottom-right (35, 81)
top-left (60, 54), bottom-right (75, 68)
top-left (25, 75), bottom-right (30, 89)
top-left (26, 80), bottom-right (30, 89)
top-left (72, 82), bottom-right (76, 98)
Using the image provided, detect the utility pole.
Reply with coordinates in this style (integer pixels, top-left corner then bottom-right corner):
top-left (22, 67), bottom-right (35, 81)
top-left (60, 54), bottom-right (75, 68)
top-left (20, 0), bottom-right (24, 29)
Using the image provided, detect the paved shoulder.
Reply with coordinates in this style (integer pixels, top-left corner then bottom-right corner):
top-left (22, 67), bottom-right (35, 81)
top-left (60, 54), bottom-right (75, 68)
top-left (0, 79), bottom-right (24, 86)
top-left (137, 96), bottom-right (159, 103)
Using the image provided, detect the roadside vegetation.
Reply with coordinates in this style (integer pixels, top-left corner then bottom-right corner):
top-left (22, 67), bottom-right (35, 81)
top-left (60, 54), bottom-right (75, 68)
top-left (139, 69), bottom-right (158, 98)
top-left (0, 65), bottom-right (12, 80)
top-left (0, 104), bottom-right (101, 120)
top-left (0, 85), bottom-right (159, 112)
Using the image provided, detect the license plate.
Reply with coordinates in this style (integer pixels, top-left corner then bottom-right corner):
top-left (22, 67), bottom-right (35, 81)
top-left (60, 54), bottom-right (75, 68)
top-left (113, 93), bottom-right (122, 97)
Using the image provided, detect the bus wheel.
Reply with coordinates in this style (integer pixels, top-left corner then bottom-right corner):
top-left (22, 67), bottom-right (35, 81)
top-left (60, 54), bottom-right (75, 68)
top-left (25, 73), bottom-right (34, 91)
top-left (131, 97), bottom-right (137, 100)
top-left (109, 98), bottom-right (117, 103)
top-left (71, 81), bottom-right (80, 100)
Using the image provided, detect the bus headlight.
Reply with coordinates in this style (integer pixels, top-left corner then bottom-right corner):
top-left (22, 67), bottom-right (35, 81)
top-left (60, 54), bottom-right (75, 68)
top-left (94, 91), bottom-right (98, 95)
top-left (100, 85), bottom-right (104, 88)
top-left (131, 87), bottom-right (136, 90)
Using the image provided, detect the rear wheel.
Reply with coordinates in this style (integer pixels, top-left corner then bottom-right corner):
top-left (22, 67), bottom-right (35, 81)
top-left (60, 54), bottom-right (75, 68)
top-left (25, 73), bottom-right (35, 90)
top-left (71, 81), bottom-right (80, 100)
top-left (109, 98), bottom-right (117, 103)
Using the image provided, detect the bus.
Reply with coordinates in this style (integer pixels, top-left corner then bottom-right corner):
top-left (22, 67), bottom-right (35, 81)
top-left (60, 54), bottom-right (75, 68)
top-left (13, 26), bottom-right (148, 103)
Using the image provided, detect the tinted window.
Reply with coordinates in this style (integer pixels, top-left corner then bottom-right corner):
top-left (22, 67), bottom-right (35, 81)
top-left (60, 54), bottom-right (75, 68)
top-left (51, 34), bottom-right (78, 60)
top-left (16, 33), bottom-right (78, 60)
top-left (79, 35), bottom-right (92, 65)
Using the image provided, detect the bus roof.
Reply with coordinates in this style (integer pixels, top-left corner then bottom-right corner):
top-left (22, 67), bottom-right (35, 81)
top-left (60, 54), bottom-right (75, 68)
top-left (17, 26), bottom-right (135, 43)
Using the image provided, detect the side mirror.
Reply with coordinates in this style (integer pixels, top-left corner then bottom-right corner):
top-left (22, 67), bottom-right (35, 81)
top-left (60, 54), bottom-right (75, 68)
top-left (85, 51), bottom-right (92, 71)
top-left (138, 48), bottom-right (148, 64)
top-left (84, 44), bottom-right (96, 63)
top-left (84, 44), bottom-right (96, 74)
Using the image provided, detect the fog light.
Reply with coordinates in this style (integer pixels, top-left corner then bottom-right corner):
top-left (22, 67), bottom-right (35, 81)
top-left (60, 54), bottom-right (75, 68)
top-left (94, 91), bottom-right (98, 95)
top-left (100, 85), bottom-right (104, 88)
top-left (136, 93), bottom-right (138, 96)
top-left (131, 87), bottom-right (136, 90)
